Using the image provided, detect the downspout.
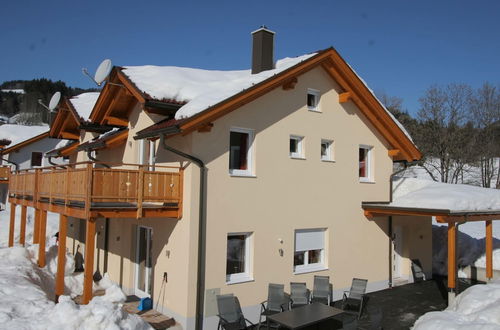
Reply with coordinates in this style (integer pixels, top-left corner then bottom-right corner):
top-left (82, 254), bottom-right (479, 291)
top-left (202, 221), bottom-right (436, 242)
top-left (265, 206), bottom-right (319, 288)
top-left (48, 156), bottom-right (67, 169)
top-left (1, 156), bottom-right (19, 171)
top-left (86, 150), bottom-right (110, 168)
top-left (159, 134), bottom-right (207, 330)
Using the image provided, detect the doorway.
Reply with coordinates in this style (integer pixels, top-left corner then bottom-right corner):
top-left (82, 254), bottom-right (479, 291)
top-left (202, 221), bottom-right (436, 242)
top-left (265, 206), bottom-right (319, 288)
top-left (135, 226), bottom-right (153, 298)
top-left (392, 225), bottom-right (403, 279)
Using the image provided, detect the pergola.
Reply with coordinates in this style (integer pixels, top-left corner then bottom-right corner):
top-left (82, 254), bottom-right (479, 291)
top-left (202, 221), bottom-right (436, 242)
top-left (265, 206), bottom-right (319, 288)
top-left (363, 178), bottom-right (500, 303)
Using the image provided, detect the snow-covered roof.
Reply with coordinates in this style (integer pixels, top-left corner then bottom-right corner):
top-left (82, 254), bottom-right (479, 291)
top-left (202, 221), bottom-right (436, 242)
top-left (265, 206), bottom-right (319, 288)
top-left (390, 177), bottom-right (500, 212)
top-left (69, 92), bottom-right (100, 121)
top-left (122, 53), bottom-right (316, 120)
top-left (0, 124), bottom-right (49, 148)
top-left (1, 89), bottom-right (25, 94)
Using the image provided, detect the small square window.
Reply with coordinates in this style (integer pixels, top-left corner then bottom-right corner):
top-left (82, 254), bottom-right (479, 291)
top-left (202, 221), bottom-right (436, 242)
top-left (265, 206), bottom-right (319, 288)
top-left (290, 135), bottom-right (304, 159)
top-left (229, 128), bottom-right (254, 176)
top-left (321, 139), bottom-right (333, 161)
top-left (307, 89), bottom-right (320, 112)
top-left (359, 145), bottom-right (373, 181)
top-left (31, 152), bottom-right (43, 167)
top-left (226, 233), bottom-right (253, 283)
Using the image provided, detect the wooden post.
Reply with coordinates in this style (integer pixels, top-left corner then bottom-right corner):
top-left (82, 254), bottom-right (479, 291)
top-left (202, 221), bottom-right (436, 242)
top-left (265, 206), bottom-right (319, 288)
top-left (137, 165), bottom-right (144, 219)
top-left (38, 210), bottom-right (47, 267)
top-left (19, 206), bottom-right (27, 246)
top-left (447, 222), bottom-right (457, 304)
top-left (8, 203), bottom-right (16, 247)
top-left (55, 214), bottom-right (68, 302)
top-left (82, 218), bottom-right (96, 304)
top-left (33, 208), bottom-right (40, 244)
top-left (486, 220), bottom-right (493, 280)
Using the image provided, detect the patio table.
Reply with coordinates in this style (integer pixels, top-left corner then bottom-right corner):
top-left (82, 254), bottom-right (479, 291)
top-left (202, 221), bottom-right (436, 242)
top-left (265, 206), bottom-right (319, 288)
top-left (265, 303), bottom-right (344, 329)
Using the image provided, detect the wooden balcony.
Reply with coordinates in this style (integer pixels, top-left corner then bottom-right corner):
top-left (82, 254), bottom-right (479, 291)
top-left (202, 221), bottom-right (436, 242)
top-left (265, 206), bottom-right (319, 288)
top-left (8, 162), bottom-right (183, 219)
top-left (0, 166), bottom-right (9, 182)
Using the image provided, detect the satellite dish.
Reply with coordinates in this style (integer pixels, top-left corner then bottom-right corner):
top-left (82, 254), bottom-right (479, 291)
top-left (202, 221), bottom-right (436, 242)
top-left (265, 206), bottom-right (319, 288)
top-left (94, 59), bottom-right (112, 85)
top-left (48, 92), bottom-right (61, 111)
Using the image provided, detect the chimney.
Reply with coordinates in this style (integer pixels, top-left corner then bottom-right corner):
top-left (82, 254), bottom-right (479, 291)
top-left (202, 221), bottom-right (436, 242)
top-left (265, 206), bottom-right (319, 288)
top-left (251, 26), bottom-right (275, 74)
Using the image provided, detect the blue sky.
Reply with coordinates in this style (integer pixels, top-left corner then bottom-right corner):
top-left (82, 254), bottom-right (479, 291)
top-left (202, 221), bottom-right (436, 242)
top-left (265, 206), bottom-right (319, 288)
top-left (1, 0), bottom-right (499, 114)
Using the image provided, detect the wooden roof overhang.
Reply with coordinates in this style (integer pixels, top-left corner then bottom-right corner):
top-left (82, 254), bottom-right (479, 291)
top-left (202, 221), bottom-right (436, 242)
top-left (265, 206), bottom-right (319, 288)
top-left (1, 131), bottom-right (49, 155)
top-left (77, 129), bottom-right (129, 151)
top-left (139, 48), bottom-right (420, 162)
top-left (49, 98), bottom-right (82, 140)
top-left (89, 68), bottom-right (183, 128)
top-left (362, 203), bottom-right (500, 223)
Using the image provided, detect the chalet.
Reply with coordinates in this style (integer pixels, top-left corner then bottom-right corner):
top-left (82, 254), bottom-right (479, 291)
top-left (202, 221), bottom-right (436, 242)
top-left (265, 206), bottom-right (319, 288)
top-left (16, 28), bottom-right (499, 330)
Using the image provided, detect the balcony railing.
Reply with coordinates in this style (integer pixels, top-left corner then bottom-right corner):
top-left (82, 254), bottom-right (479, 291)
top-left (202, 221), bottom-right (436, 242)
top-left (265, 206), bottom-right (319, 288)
top-left (8, 162), bottom-right (183, 218)
top-left (0, 166), bottom-right (9, 182)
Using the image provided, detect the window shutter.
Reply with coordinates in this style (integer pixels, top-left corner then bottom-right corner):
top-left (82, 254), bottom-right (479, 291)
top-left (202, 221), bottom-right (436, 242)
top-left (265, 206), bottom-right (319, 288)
top-left (295, 229), bottom-right (325, 252)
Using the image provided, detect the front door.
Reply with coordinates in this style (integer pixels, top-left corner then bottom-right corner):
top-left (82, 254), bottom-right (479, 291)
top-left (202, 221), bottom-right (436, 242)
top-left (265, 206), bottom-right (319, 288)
top-left (392, 225), bottom-right (403, 279)
top-left (135, 226), bottom-right (153, 297)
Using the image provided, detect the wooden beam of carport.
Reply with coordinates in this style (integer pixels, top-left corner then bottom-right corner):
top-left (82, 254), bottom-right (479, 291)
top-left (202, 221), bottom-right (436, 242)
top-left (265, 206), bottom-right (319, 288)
top-left (486, 220), bottom-right (493, 280)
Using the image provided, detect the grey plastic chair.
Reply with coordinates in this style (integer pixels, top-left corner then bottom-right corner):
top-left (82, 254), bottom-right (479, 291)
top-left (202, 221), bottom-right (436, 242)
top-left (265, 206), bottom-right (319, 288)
top-left (290, 282), bottom-right (310, 308)
top-left (258, 283), bottom-right (290, 329)
top-left (310, 275), bottom-right (331, 305)
top-left (342, 278), bottom-right (368, 319)
top-left (216, 294), bottom-right (255, 330)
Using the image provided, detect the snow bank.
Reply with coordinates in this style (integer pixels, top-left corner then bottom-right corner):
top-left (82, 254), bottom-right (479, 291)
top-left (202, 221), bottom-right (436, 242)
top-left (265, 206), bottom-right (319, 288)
top-left (123, 53), bottom-right (315, 120)
top-left (0, 124), bottom-right (48, 148)
top-left (413, 281), bottom-right (500, 329)
top-left (69, 92), bottom-right (100, 121)
top-left (392, 177), bottom-right (500, 211)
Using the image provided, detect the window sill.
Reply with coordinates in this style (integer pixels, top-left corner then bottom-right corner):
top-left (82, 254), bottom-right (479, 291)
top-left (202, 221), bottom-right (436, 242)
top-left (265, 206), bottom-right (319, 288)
top-left (321, 159), bottom-right (335, 163)
top-left (226, 275), bottom-right (254, 285)
top-left (308, 108), bottom-right (321, 113)
top-left (359, 178), bottom-right (376, 184)
top-left (229, 173), bottom-right (257, 178)
top-left (293, 266), bottom-right (328, 275)
top-left (290, 156), bottom-right (306, 160)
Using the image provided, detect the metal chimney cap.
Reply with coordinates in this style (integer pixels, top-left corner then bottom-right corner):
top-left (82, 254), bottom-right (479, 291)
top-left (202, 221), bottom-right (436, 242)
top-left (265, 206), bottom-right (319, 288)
top-left (251, 26), bottom-right (275, 35)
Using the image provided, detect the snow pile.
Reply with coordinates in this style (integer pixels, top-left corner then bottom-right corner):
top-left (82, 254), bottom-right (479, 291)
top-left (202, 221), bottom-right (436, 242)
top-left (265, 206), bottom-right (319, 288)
top-left (123, 53), bottom-right (315, 119)
top-left (0, 124), bottom-right (48, 148)
top-left (69, 92), bottom-right (100, 121)
top-left (413, 281), bottom-right (500, 329)
top-left (392, 177), bottom-right (500, 211)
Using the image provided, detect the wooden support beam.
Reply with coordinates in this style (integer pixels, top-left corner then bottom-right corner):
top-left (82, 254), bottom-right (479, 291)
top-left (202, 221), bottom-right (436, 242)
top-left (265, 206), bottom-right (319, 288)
top-left (339, 92), bottom-right (352, 103)
top-left (33, 208), bottom-right (40, 244)
top-left (197, 123), bottom-right (213, 133)
top-left (105, 116), bottom-right (128, 126)
top-left (388, 149), bottom-right (401, 157)
top-left (19, 206), bottom-right (27, 246)
top-left (447, 222), bottom-right (457, 290)
top-left (486, 220), bottom-right (493, 280)
top-left (60, 131), bottom-right (80, 140)
top-left (282, 77), bottom-right (298, 90)
top-left (82, 218), bottom-right (96, 304)
top-left (38, 210), bottom-right (47, 267)
top-left (8, 203), bottom-right (16, 247)
top-left (55, 214), bottom-right (68, 302)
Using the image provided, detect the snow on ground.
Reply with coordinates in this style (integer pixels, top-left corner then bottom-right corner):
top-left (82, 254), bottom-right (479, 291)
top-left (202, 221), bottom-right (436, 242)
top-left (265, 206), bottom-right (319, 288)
top-left (413, 281), bottom-right (500, 329)
top-left (69, 92), bottom-right (100, 121)
top-left (0, 203), bottom-right (151, 329)
top-left (0, 124), bottom-right (48, 148)
top-left (123, 53), bottom-right (316, 120)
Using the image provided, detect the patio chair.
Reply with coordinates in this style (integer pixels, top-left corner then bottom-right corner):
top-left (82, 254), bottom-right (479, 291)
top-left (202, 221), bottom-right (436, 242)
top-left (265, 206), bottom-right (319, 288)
top-left (341, 278), bottom-right (368, 319)
top-left (411, 259), bottom-right (426, 283)
top-left (310, 275), bottom-right (331, 305)
top-left (216, 294), bottom-right (255, 330)
top-left (258, 283), bottom-right (290, 329)
top-left (290, 282), bottom-right (310, 308)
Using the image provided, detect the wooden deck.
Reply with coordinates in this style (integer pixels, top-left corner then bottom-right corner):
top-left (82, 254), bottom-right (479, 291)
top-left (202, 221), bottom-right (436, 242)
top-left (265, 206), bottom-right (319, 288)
top-left (8, 162), bottom-right (183, 219)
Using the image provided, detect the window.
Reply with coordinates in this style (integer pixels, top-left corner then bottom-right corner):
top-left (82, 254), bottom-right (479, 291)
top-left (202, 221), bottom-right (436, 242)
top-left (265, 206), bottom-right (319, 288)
top-left (307, 88), bottom-right (320, 112)
top-left (31, 152), bottom-right (43, 167)
top-left (359, 145), bottom-right (373, 181)
top-left (289, 135), bottom-right (304, 159)
top-left (226, 233), bottom-right (253, 283)
top-left (294, 229), bottom-right (326, 273)
top-left (321, 139), bottom-right (333, 161)
top-left (229, 128), bottom-right (254, 176)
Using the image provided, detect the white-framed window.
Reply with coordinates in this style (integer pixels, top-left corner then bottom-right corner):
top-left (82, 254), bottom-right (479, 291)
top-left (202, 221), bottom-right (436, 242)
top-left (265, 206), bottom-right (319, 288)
top-left (321, 139), bottom-right (334, 161)
top-left (359, 145), bottom-right (373, 182)
top-left (229, 128), bottom-right (254, 176)
top-left (289, 135), bottom-right (304, 159)
top-left (307, 88), bottom-right (321, 112)
top-left (294, 228), bottom-right (326, 274)
top-left (226, 232), bottom-right (253, 284)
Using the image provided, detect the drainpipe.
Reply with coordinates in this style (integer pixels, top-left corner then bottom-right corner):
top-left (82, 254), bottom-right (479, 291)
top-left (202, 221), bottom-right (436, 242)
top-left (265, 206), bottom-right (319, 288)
top-left (1, 156), bottom-right (19, 171)
top-left (86, 150), bottom-right (110, 168)
top-left (159, 134), bottom-right (207, 330)
top-left (48, 156), bottom-right (67, 169)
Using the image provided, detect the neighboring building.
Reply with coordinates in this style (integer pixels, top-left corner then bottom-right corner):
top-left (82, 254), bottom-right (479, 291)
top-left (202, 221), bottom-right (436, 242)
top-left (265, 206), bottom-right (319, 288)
top-left (9, 29), bottom-right (437, 330)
